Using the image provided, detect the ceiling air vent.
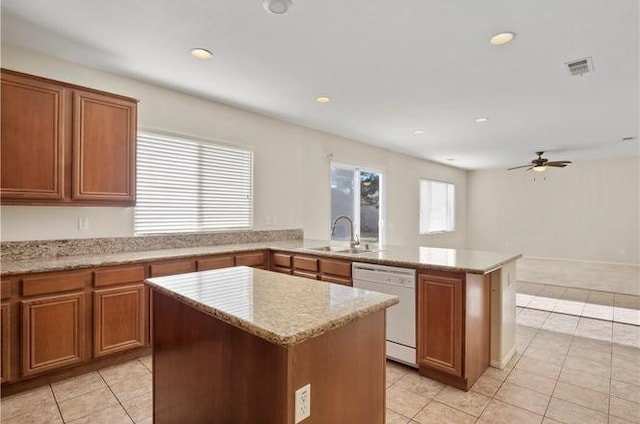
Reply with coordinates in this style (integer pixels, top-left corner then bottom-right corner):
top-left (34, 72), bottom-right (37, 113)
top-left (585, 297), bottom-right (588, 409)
top-left (565, 57), bottom-right (594, 77)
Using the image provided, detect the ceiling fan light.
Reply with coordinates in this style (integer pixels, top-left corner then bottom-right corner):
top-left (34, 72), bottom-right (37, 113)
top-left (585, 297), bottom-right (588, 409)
top-left (263, 0), bottom-right (292, 14)
top-left (489, 32), bottom-right (516, 46)
top-left (533, 165), bottom-right (547, 172)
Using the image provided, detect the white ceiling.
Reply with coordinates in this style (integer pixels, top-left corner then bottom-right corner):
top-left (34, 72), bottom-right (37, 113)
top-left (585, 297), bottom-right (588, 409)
top-left (2, 0), bottom-right (638, 169)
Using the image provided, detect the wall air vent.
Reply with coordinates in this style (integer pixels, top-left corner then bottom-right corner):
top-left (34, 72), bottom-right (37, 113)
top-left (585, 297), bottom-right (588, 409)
top-left (565, 57), bottom-right (594, 77)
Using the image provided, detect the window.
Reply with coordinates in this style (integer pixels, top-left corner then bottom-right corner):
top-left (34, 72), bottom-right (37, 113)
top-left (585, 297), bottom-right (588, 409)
top-left (330, 162), bottom-right (384, 243)
top-left (419, 179), bottom-right (455, 234)
top-left (135, 132), bottom-right (253, 235)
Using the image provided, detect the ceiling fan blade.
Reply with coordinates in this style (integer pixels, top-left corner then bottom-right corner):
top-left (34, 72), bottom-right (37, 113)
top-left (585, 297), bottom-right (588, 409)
top-left (524, 166), bottom-right (535, 171)
top-left (507, 164), bottom-right (532, 170)
top-left (546, 162), bottom-right (569, 167)
top-left (547, 160), bottom-right (572, 165)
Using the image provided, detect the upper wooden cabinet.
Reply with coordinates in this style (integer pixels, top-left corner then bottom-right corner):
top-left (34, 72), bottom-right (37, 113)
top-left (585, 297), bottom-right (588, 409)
top-left (0, 69), bottom-right (138, 206)
top-left (0, 72), bottom-right (68, 201)
top-left (72, 90), bottom-right (136, 202)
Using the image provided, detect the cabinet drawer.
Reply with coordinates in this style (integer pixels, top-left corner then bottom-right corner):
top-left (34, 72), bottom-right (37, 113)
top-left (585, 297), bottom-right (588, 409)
top-left (197, 256), bottom-right (235, 271)
top-left (94, 265), bottom-right (145, 287)
top-left (319, 259), bottom-right (351, 278)
top-left (235, 252), bottom-right (266, 267)
top-left (22, 272), bottom-right (91, 297)
top-left (149, 260), bottom-right (196, 277)
top-left (271, 253), bottom-right (292, 268)
top-left (271, 267), bottom-right (293, 275)
top-left (319, 275), bottom-right (352, 286)
top-left (293, 256), bottom-right (318, 272)
top-left (293, 270), bottom-right (318, 280)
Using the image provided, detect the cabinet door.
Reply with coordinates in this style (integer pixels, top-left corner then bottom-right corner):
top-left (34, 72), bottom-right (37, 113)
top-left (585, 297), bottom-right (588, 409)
top-left (22, 292), bottom-right (86, 376)
top-left (1, 302), bottom-right (11, 382)
top-left (94, 284), bottom-right (145, 357)
top-left (72, 90), bottom-right (136, 203)
top-left (1, 71), bottom-right (67, 201)
top-left (417, 274), bottom-right (463, 377)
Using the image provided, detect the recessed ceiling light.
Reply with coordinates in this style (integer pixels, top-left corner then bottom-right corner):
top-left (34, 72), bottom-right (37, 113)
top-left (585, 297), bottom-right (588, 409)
top-left (489, 32), bottom-right (516, 46)
top-left (475, 117), bottom-right (489, 123)
top-left (190, 48), bottom-right (213, 60)
top-left (413, 130), bottom-right (425, 135)
top-left (263, 0), bottom-right (292, 14)
top-left (315, 96), bottom-right (331, 104)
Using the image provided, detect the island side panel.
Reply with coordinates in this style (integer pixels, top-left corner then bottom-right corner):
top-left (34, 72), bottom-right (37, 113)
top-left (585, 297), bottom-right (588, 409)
top-left (151, 290), bottom-right (289, 423)
top-left (464, 273), bottom-right (491, 387)
top-left (287, 311), bottom-right (386, 424)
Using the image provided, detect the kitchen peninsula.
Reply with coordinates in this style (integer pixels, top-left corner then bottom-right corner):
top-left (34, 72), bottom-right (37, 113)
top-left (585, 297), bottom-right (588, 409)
top-left (0, 232), bottom-right (521, 395)
top-left (145, 266), bottom-right (398, 423)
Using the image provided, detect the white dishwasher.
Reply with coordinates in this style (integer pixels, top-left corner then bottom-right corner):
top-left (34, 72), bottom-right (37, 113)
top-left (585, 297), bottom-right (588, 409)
top-left (352, 262), bottom-right (417, 367)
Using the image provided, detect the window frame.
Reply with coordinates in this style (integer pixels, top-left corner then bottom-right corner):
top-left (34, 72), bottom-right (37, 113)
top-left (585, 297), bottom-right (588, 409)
top-left (329, 161), bottom-right (385, 244)
top-left (134, 131), bottom-right (254, 235)
top-left (419, 178), bottom-right (455, 235)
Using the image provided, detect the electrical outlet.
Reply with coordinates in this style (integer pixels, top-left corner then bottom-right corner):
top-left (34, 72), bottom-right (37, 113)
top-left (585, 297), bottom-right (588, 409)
top-left (295, 383), bottom-right (311, 423)
top-left (78, 217), bottom-right (89, 230)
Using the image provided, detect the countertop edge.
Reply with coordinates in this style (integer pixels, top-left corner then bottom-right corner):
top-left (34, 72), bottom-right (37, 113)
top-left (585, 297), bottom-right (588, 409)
top-left (146, 278), bottom-right (399, 347)
top-left (1, 242), bottom-right (523, 276)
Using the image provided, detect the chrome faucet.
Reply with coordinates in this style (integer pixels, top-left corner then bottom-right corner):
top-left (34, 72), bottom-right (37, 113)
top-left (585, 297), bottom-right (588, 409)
top-left (331, 215), bottom-right (360, 248)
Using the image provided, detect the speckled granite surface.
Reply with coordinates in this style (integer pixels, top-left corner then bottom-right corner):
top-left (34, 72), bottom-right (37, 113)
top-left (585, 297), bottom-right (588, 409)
top-left (146, 266), bottom-right (399, 346)
top-left (0, 229), bottom-right (303, 261)
top-left (0, 238), bottom-right (522, 276)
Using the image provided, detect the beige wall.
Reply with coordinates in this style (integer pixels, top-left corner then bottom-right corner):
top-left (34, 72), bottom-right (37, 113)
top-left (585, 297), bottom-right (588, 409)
top-left (0, 44), bottom-right (467, 248)
top-left (467, 156), bottom-right (640, 264)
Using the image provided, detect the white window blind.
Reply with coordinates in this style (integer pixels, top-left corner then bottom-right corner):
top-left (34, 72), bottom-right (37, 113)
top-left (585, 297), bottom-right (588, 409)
top-left (135, 132), bottom-right (253, 235)
top-left (419, 179), bottom-right (455, 234)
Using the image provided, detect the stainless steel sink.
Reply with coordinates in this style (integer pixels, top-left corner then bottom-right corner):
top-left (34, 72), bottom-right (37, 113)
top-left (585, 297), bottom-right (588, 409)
top-left (335, 247), bottom-right (374, 254)
top-left (302, 246), bottom-right (346, 252)
top-left (299, 246), bottom-right (381, 254)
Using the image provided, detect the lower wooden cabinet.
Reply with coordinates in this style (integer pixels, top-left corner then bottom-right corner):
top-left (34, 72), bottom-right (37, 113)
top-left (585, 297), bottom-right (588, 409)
top-left (1, 302), bottom-right (11, 382)
top-left (416, 271), bottom-right (490, 390)
top-left (94, 284), bottom-right (145, 357)
top-left (319, 258), bottom-right (352, 286)
top-left (21, 292), bottom-right (86, 377)
top-left (417, 273), bottom-right (463, 377)
top-left (270, 252), bottom-right (353, 285)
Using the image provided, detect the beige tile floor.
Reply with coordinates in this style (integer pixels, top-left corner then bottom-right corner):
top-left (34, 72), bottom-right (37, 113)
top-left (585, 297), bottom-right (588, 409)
top-left (0, 356), bottom-right (153, 424)
top-left (2, 308), bottom-right (638, 424)
top-left (516, 282), bottom-right (640, 326)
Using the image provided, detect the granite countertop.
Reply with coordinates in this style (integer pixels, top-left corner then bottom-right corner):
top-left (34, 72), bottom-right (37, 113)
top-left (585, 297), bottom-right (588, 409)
top-left (0, 239), bottom-right (521, 276)
top-left (146, 266), bottom-right (399, 346)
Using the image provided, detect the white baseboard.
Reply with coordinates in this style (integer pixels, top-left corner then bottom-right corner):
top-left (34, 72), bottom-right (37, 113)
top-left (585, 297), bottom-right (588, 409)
top-left (490, 345), bottom-right (517, 369)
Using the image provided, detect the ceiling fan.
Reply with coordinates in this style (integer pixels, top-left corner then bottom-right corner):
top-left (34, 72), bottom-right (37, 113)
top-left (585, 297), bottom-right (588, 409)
top-left (507, 151), bottom-right (572, 172)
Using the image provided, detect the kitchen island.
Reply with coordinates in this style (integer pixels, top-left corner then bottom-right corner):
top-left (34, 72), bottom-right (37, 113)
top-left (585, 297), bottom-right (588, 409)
top-left (145, 266), bottom-right (398, 424)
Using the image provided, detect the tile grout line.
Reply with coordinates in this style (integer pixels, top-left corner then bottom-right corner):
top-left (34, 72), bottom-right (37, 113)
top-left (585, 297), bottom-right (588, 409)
top-left (523, 310), bottom-right (562, 422)
top-left (96, 367), bottom-right (136, 424)
top-left (49, 383), bottom-right (66, 423)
